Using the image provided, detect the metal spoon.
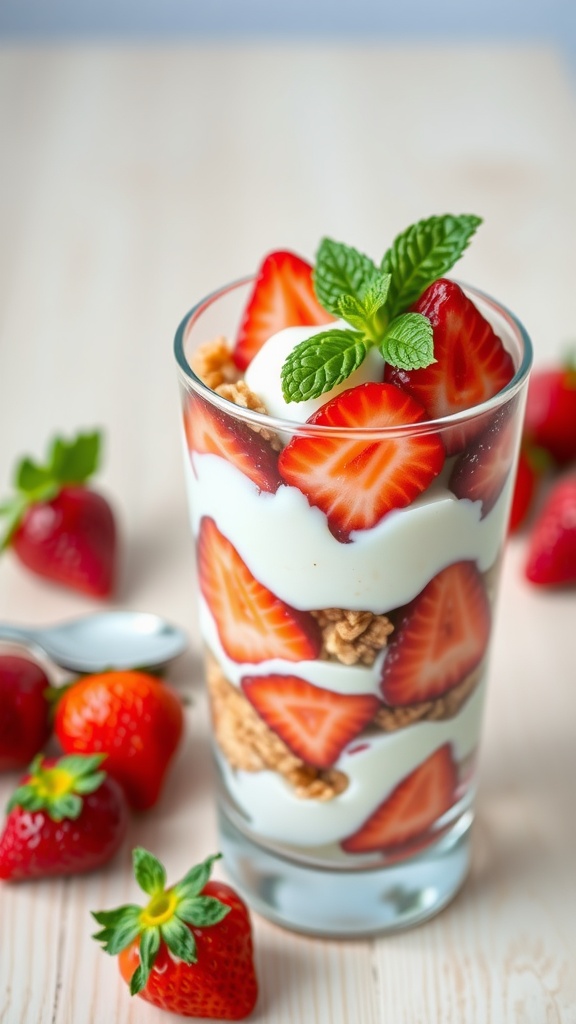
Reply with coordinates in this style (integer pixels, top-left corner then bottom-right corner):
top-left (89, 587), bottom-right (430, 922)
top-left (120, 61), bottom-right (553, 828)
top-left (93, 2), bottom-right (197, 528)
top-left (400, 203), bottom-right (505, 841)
top-left (0, 611), bottom-right (188, 673)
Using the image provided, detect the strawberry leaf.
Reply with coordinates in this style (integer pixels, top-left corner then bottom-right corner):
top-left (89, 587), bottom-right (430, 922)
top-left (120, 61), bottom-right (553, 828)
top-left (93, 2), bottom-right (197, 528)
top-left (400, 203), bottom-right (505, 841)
top-left (49, 432), bottom-right (101, 484)
top-left (95, 909), bottom-right (142, 957)
top-left (6, 752), bottom-right (107, 820)
top-left (174, 852), bottom-right (223, 900)
top-left (177, 895), bottom-right (231, 929)
top-left (134, 847), bottom-right (167, 895)
top-left (130, 927), bottom-right (161, 995)
top-left (0, 429), bottom-right (104, 547)
top-left (281, 329), bottom-right (368, 402)
top-left (313, 238), bottom-right (378, 314)
top-left (381, 213), bottom-right (482, 319)
top-left (380, 313), bottom-right (435, 371)
top-left (160, 917), bottom-right (198, 963)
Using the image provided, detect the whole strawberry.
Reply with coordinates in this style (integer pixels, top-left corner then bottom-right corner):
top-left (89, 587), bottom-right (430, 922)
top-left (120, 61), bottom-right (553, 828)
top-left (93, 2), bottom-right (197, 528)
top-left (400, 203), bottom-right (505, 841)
top-left (524, 360), bottom-right (576, 465)
top-left (0, 430), bottom-right (117, 597)
top-left (525, 475), bottom-right (576, 586)
top-left (0, 753), bottom-right (128, 881)
top-left (92, 848), bottom-right (258, 1020)
top-left (509, 445), bottom-right (548, 533)
top-left (0, 655), bottom-right (52, 771)
top-left (54, 670), bottom-right (184, 810)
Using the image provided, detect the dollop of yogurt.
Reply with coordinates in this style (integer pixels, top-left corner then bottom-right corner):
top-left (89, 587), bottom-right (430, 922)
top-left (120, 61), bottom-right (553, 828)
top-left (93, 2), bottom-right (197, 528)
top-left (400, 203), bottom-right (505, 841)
top-left (244, 322), bottom-right (385, 422)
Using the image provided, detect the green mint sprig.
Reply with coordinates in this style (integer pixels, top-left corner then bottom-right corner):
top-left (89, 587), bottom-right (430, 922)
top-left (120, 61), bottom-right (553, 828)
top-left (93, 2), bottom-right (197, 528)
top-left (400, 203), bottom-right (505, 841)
top-left (0, 430), bottom-right (102, 550)
top-left (281, 213), bottom-right (482, 403)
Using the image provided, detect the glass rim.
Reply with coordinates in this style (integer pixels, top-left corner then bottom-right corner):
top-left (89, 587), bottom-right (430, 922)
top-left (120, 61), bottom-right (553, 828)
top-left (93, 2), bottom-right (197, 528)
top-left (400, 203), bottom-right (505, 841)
top-left (173, 276), bottom-right (533, 440)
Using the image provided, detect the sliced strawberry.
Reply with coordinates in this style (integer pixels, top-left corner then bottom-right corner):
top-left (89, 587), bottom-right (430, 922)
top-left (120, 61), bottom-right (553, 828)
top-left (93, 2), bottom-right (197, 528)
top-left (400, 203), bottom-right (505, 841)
top-left (197, 517), bottom-right (321, 663)
top-left (449, 403), bottom-right (519, 517)
top-left (524, 475), bottom-right (576, 586)
top-left (241, 674), bottom-right (380, 768)
top-left (278, 382), bottom-right (445, 541)
top-left (233, 251), bottom-right (334, 371)
top-left (385, 279), bottom-right (515, 455)
top-left (184, 391), bottom-right (281, 493)
top-left (380, 561), bottom-right (490, 706)
top-left (342, 745), bottom-right (458, 854)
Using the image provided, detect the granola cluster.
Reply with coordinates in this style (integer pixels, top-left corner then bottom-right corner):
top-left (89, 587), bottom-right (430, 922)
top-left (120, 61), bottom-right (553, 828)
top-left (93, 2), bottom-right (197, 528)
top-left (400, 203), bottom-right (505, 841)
top-left (206, 654), bottom-right (348, 801)
top-left (373, 665), bottom-right (481, 732)
top-left (312, 608), bottom-right (394, 666)
top-left (192, 337), bottom-right (281, 450)
top-left (190, 336), bottom-right (240, 390)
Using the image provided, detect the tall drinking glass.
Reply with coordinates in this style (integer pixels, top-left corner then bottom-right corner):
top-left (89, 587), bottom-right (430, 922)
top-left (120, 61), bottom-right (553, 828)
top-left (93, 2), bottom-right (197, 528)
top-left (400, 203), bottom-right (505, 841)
top-left (174, 279), bottom-right (532, 936)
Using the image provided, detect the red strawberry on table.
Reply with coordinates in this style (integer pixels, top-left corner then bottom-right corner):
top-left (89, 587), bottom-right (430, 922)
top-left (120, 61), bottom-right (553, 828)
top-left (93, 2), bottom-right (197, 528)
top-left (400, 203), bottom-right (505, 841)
top-left (54, 670), bottom-right (184, 810)
top-left (523, 360), bottom-right (576, 465)
top-left (233, 250), bottom-right (334, 371)
top-left (93, 848), bottom-right (258, 1020)
top-left (381, 561), bottom-right (491, 706)
top-left (278, 382), bottom-right (445, 541)
top-left (509, 444), bottom-right (547, 532)
top-left (184, 391), bottom-right (281, 493)
top-left (449, 403), bottom-right (520, 517)
top-left (385, 279), bottom-right (515, 455)
top-left (342, 744), bottom-right (457, 854)
top-left (241, 674), bottom-right (380, 768)
top-left (0, 753), bottom-right (128, 881)
top-left (524, 475), bottom-right (576, 586)
top-left (197, 516), bottom-right (321, 663)
top-left (0, 655), bottom-right (52, 771)
top-left (0, 430), bottom-right (117, 597)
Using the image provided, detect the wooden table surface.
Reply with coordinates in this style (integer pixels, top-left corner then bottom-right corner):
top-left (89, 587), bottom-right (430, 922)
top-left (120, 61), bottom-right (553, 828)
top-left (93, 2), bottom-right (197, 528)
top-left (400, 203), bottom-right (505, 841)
top-left (0, 43), bottom-right (575, 1024)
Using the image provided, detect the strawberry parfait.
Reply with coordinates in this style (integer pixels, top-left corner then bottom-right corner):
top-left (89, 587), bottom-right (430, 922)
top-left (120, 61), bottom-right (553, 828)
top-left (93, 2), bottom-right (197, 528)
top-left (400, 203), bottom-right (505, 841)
top-left (174, 214), bottom-right (532, 935)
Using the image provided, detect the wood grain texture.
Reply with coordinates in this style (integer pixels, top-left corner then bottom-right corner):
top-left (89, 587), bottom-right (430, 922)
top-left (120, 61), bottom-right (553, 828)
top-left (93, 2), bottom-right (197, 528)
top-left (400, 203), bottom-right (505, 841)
top-left (1, 43), bottom-right (575, 1024)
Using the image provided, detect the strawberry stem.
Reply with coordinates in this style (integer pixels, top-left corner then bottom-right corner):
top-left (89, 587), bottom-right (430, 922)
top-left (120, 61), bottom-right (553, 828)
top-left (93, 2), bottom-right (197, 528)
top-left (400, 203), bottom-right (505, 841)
top-left (92, 848), bottom-right (230, 995)
top-left (0, 430), bottom-right (103, 549)
top-left (7, 753), bottom-right (107, 821)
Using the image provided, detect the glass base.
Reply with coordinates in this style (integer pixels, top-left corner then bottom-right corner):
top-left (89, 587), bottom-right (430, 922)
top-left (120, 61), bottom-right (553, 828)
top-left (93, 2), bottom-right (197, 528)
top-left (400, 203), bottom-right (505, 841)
top-left (219, 807), bottom-right (473, 937)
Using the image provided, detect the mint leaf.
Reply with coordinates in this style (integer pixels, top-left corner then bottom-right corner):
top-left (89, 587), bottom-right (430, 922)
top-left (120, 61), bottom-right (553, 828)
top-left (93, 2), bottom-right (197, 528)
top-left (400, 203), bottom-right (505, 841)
top-left (314, 238), bottom-right (378, 315)
top-left (359, 273), bottom-right (392, 314)
top-left (337, 273), bottom-right (392, 337)
top-left (381, 213), bottom-right (482, 318)
top-left (336, 295), bottom-right (371, 333)
top-left (380, 313), bottom-right (435, 371)
top-left (281, 329), bottom-right (368, 403)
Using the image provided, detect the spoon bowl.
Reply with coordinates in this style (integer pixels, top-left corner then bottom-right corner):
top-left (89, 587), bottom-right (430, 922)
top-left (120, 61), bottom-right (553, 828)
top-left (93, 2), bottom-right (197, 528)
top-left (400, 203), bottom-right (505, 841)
top-left (0, 611), bottom-right (188, 673)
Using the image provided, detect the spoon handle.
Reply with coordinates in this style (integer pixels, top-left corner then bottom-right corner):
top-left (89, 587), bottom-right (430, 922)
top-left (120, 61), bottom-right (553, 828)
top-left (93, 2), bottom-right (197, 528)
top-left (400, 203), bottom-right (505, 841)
top-left (0, 624), bottom-right (40, 649)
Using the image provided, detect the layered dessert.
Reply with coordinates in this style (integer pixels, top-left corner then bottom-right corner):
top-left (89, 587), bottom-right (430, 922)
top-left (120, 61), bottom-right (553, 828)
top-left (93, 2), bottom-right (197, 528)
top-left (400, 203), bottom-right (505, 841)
top-left (180, 215), bottom-right (524, 867)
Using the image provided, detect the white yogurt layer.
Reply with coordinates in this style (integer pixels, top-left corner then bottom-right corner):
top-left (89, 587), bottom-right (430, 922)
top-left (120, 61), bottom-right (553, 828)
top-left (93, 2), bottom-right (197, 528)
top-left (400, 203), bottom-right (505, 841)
top-left (244, 322), bottom-right (385, 422)
top-left (185, 449), bottom-right (510, 613)
top-left (218, 677), bottom-right (485, 848)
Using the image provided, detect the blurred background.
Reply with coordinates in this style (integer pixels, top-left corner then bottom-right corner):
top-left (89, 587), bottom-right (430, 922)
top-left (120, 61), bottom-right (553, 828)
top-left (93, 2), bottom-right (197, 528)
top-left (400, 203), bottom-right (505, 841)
top-left (0, 0), bottom-right (575, 74)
